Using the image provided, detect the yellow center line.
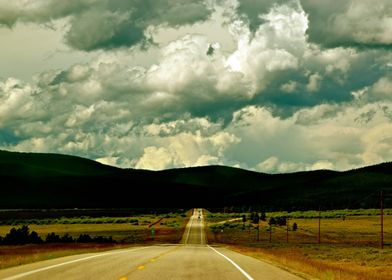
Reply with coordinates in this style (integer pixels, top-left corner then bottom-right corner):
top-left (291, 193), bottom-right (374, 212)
top-left (133, 245), bottom-right (183, 271)
top-left (119, 277), bottom-right (127, 280)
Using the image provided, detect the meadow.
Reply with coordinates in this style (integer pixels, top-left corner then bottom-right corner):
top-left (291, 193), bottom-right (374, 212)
top-left (0, 211), bottom-right (190, 269)
top-left (206, 209), bottom-right (392, 280)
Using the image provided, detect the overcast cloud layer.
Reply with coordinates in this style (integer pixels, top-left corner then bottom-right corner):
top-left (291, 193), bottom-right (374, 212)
top-left (0, 0), bottom-right (391, 172)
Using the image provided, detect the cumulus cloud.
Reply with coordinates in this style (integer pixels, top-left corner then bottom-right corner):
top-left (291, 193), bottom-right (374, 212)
top-left (226, 1), bottom-right (306, 93)
top-left (300, 0), bottom-right (392, 48)
top-left (1, 0), bottom-right (392, 172)
top-left (306, 72), bottom-right (322, 92)
top-left (351, 75), bottom-right (392, 102)
top-left (0, 0), bottom-right (212, 51)
top-left (222, 102), bottom-right (392, 173)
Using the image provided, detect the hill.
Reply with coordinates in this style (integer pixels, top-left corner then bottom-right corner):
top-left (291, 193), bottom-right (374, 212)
top-left (0, 150), bottom-right (391, 210)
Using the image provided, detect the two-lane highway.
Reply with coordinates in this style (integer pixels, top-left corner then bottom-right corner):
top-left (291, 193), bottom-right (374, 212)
top-left (182, 208), bottom-right (205, 245)
top-left (0, 209), bottom-right (304, 280)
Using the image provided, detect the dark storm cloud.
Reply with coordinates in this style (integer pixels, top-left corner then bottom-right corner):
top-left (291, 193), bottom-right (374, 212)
top-left (236, 0), bottom-right (392, 48)
top-left (300, 0), bottom-right (392, 48)
top-left (0, 0), bottom-right (212, 51)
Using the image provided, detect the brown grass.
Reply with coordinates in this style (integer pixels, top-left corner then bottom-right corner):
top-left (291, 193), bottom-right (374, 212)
top-left (207, 214), bottom-right (392, 280)
top-left (0, 213), bottom-right (190, 270)
top-left (226, 244), bottom-right (392, 280)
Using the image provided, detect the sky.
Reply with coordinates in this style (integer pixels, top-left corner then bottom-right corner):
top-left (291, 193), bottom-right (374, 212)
top-left (0, 0), bottom-right (391, 173)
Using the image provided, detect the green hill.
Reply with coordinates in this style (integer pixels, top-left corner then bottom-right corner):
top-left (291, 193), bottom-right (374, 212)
top-left (0, 150), bottom-right (390, 210)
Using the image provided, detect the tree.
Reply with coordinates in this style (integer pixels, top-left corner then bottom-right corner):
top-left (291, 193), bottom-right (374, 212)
top-left (77, 234), bottom-right (92, 243)
top-left (292, 222), bottom-right (298, 231)
top-left (29, 231), bottom-right (43, 244)
top-left (253, 213), bottom-right (260, 224)
top-left (260, 211), bottom-right (266, 221)
top-left (242, 214), bottom-right (247, 230)
top-left (268, 217), bottom-right (276, 226)
top-left (242, 214), bottom-right (247, 223)
top-left (276, 217), bottom-right (287, 226)
top-left (2, 226), bottom-right (43, 245)
top-left (46, 232), bottom-right (61, 243)
top-left (61, 233), bottom-right (74, 243)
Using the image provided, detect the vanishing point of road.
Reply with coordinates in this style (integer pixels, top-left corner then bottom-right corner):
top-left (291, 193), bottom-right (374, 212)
top-left (0, 209), bottom-right (304, 280)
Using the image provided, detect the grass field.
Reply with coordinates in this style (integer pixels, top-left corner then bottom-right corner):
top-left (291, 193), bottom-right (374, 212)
top-left (206, 209), bottom-right (392, 280)
top-left (0, 211), bottom-right (191, 269)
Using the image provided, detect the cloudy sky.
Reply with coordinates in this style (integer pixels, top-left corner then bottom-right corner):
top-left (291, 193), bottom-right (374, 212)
top-left (0, 0), bottom-right (391, 173)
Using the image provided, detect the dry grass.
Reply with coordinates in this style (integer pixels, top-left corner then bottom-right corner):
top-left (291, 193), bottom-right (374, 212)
top-left (227, 244), bottom-right (392, 280)
top-left (0, 214), bottom-right (188, 243)
top-left (207, 213), bottom-right (392, 280)
top-left (0, 213), bottom-right (190, 270)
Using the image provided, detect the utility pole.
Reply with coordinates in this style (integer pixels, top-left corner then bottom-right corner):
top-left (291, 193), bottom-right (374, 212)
top-left (381, 190), bottom-right (384, 249)
top-left (318, 207), bottom-right (321, 244)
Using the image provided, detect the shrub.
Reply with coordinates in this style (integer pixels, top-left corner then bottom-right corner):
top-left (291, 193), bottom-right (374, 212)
top-left (61, 233), bottom-right (74, 243)
top-left (77, 234), bottom-right (92, 243)
top-left (2, 225), bottom-right (43, 245)
top-left (46, 232), bottom-right (62, 243)
top-left (268, 217), bottom-right (276, 226)
top-left (260, 211), bottom-right (266, 221)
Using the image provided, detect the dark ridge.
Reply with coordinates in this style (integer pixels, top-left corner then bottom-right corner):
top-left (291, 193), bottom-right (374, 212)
top-left (0, 150), bottom-right (391, 210)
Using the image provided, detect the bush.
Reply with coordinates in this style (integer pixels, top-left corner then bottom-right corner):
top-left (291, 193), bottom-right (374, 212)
top-left (268, 216), bottom-right (286, 226)
top-left (77, 234), bottom-right (92, 243)
top-left (46, 232), bottom-right (62, 243)
top-left (61, 233), bottom-right (74, 243)
top-left (268, 217), bottom-right (276, 226)
top-left (1, 225), bottom-right (43, 245)
top-left (292, 222), bottom-right (298, 231)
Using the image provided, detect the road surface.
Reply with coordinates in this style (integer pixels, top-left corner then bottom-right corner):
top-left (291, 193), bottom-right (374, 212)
top-left (0, 209), bottom-right (304, 280)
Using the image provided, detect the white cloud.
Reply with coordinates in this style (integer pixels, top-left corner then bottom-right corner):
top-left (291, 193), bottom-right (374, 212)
top-left (135, 146), bottom-right (174, 170)
top-left (226, 2), bottom-right (307, 94)
top-left (1, 0), bottom-right (392, 174)
top-left (280, 81), bottom-right (298, 93)
top-left (370, 76), bottom-right (392, 101)
top-left (306, 72), bottom-right (322, 92)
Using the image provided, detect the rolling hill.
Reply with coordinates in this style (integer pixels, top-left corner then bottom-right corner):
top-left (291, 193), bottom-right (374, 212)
top-left (0, 150), bottom-right (390, 210)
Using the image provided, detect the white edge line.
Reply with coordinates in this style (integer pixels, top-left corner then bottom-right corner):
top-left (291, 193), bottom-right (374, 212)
top-left (3, 246), bottom-right (150, 280)
top-left (207, 245), bottom-right (254, 280)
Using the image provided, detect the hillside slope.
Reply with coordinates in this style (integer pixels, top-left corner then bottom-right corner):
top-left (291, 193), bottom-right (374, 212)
top-left (0, 150), bottom-right (390, 210)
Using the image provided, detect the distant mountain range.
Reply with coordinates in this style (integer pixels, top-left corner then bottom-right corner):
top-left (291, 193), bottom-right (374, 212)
top-left (0, 150), bottom-right (390, 210)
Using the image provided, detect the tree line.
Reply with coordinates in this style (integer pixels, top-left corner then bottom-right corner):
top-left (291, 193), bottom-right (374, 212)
top-left (0, 226), bottom-right (114, 245)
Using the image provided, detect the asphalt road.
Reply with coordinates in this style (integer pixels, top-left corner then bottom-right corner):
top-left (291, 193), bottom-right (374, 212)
top-left (0, 209), bottom-right (304, 280)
